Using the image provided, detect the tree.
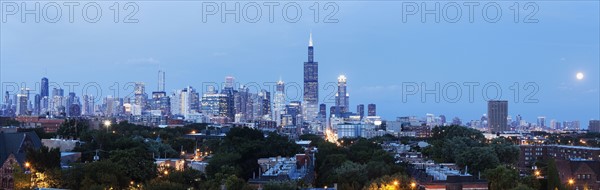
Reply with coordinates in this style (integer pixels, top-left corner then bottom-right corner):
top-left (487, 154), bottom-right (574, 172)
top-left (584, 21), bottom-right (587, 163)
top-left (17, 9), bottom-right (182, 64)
top-left (81, 160), bottom-right (127, 189)
top-left (456, 147), bottom-right (500, 175)
top-left (491, 138), bottom-right (520, 164)
top-left (263, 180), bottom-right (298, 190)
top-left (12, 163), bottom-right (31, 190)
top-left (109, 148), bottom-right (157, 182)
top-left (57, 118), bottom-right (89, 139)
top-left (26, 146), bottom-right (61, 173)
top-left (484, 165), bottom-right (519, 190)
top-left (546, 158), bottom-right (562, 190)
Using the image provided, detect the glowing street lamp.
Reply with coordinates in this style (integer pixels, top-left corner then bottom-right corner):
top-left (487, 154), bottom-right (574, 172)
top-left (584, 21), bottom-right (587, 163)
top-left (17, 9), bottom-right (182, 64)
top-left (104, 120), bottom-right (112, 132)
top-left (410, 182), bottom-right (417, 189)
top-left (24, 162), bottom-right (30, 168)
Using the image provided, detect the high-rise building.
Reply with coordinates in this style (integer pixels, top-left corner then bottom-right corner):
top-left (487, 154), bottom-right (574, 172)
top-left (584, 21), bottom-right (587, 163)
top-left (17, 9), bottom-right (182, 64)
top-left (286, 101), bottom-right (302, 126)
top-left (171, 86), bottom-right (199, 118)
top-left (16, 95), bottom-right (27, 115)
top-left (158, 70), bottom-right (166, 92)
top-left (201, 88), bottom-right (228, 117)
top-left (367, 104), bottom-right (376, 116)
top-left (273, 79), bottom-right (286, 126)
top-left (303, 33), bottom-right (319, 122)
top-left (222, 76), bottom-right (237, 121)
top-left (134, 82), bottom-right (148, 113)
top-left (16, 88), bottom-right (29, 116)
top-left (357, 104), bottom-right (364, 119)
top-left (334, 75), bottom-right (349, 115)
top-left (41, 77), bottom-right (49, 97)
top-left (52, 88), bottom-right (64, 97)
top-left (234, 85), bottom-right (252, 122)
top-left (319, 103), bottom-right (327, 120)
top-left (82, 95), bottom-right (94, 116)
top-left (152, 71), bottom-right (170, 116)
top-left (537, 116), bottom-right (546, 127)
top-left (488, 100), bottom-right (508, 133)
top-left (589, 120), bottom-right (600, 133)
top-left (259, 90), bottom-right (271, 119)
top-left (33, 94), bottom-right (41, 116)
top-left (3, 91), bottom-right (9, 108)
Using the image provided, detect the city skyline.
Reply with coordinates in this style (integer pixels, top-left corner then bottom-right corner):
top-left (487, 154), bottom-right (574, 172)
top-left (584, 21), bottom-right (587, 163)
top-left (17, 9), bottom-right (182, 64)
top-left (1, 1), bottom-right (599, 125)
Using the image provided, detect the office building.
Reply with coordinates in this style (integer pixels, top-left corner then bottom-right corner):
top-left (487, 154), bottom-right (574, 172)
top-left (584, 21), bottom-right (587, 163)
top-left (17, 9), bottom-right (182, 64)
top-left (367, 104), bottom-right (376, 116)
top-left (303, 33), bottom-right (319, 122)
top-left (488, 100), bottom-right (508, 133)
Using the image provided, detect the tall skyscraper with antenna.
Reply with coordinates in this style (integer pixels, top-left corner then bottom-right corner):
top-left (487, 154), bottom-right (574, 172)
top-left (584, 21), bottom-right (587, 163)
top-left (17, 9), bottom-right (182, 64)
top-left (303, 33), bottom-right (319, 122)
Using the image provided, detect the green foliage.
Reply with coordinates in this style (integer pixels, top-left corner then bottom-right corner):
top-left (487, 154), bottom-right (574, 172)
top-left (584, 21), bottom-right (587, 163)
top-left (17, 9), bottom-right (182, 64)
top-left (57, 118), bottom-right (89, 139)
top-left (145, 179), bottom-right (188, 190)
top-left (490, 138), bottom-right (520, 164)
top-left (363, 173), bottom-right (413, 190)
top-left (164, 169), bottom-right (205, 189)
top-left (80, 160), bottom-right (128, 189)
top-left (456, 147), bottom-right (500, 175)
top-left (109, 148), bottom-right (157, 182)
top-left (546, 158), bottom-right (562, 190)
top-left (26, 146), bottom-right (61, 173)
top-left (312, 136), bottom-right (404, 188)
top-left (425, 126), bottom-right (519, 175)
top-left (484, 165), bottom-right (519, 190)
top-left (207, 127), bottom-right (301, 180)
top-left (12, 163), bottom-right (31, 190)
top-left (263, 180), bottom-right (298, 190)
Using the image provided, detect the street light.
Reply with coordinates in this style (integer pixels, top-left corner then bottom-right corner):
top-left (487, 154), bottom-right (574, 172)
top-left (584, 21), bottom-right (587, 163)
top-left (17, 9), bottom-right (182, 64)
top-left (410, 182), bottom-right (417, 189)
top-left (393, 180), bottom-right (399, 186)
top-left (24, 162), bottom-right (30, 168)
top-left (104, 120), bottom-right (111, 132)
top-left (534, 170), bottom-right (541, 177)
top-left (568, 179), bottom-right (575, 190)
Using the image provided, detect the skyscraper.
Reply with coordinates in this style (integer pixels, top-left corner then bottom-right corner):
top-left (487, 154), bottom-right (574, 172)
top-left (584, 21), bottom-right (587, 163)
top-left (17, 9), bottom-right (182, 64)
top-left (273, 79), bottom-right (286, 126)
top-left (537, 116), bottom-right (546, 127)
top-left (158, 70), bottom-right (166, 92)
top-left (319, 103), bottom-right (327, 120)
top-left (488, 100), bottom-right (508, 133)
top-left (367, 104), bottom-right (376, 116)
top-left (357, 104), bottom-right (364, 119)
top-left (41, 77), bottom-right (49, 97)
top-left (589, 120), bottom-right (600, 133)
top-left (134, 82), bottom-right (148, 113)
top-left (303, 33), bottom-right (319, 122)
top-left (222, 77), bottom-right (237, 122)
top-left (335, 75), bottom-right (349, 115)
top-left (16, 88), bottom-right (29, 116)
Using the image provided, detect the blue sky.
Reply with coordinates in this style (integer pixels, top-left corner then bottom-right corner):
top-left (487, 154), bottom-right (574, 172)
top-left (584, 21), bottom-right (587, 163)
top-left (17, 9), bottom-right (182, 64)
top-left (1, 1), bottom-right (599, 126)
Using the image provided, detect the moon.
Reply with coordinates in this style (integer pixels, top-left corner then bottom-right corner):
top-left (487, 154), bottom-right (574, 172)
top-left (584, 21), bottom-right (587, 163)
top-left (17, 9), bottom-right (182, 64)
top-left (576, 72), bottom-right (584, 80)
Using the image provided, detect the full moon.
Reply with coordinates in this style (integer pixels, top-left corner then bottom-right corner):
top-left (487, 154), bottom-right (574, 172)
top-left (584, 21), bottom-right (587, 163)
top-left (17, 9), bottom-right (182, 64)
top-left (576, 72), bottom-right (584, 80)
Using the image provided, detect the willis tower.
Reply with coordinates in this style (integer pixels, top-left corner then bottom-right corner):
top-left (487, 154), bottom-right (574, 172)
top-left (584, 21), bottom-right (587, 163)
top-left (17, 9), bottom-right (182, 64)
top-left (303, 33), bottom-right (319, 122)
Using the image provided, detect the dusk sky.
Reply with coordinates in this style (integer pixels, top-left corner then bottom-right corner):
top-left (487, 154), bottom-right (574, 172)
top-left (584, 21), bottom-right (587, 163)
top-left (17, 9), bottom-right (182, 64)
top-left (1, 1), bottom-right (599, 126)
